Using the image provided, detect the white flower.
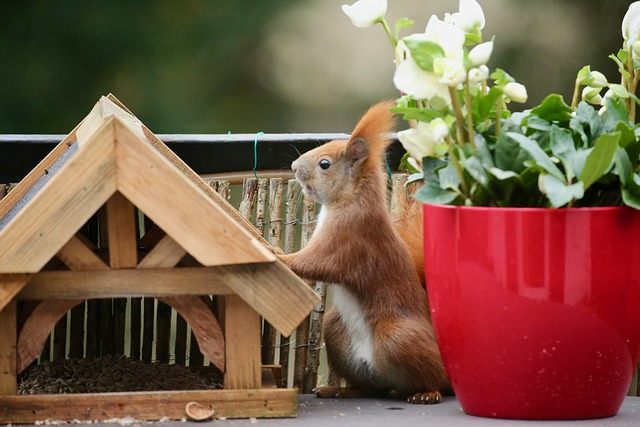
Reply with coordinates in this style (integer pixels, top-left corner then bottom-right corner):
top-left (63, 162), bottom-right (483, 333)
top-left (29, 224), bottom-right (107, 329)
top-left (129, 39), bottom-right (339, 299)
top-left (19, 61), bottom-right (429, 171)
top-left (600, 89), bottom-right (615, 107)
top-left (468, 41), bottom-right (493, 66)
top-left (433, 57), bottom-right (467, 87)
top-left (421, 15), bottom-right (466, 62)
top-left (444, 0), bottom-right (485, 33)
top-left (582, 87), bottom-right (603, 105)
top-left (468, 65), bottom-right (489, 83)
top-left (393, 57), bottom-right (451, 105)
top-left (342, 0), bottom-right (387, 28)
top-left (398, 119), bottom-right (450, 160)
top-left (504, 82), bottom-right (528, 103)
top-left (622, 1), bottom-right (640, 50)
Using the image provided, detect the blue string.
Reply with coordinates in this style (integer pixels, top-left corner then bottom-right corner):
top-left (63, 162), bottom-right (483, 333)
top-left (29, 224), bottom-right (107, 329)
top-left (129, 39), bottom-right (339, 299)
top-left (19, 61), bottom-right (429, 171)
top-left (253, 131), bottom-right (264, 179)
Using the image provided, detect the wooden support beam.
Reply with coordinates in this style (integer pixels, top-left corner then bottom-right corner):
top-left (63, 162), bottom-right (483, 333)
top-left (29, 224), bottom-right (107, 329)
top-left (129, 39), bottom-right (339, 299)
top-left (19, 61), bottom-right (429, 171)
top-left (106, 192), bottom-right (138, 268)
top-left (218, 262), bottom-right (320, 337)
top-left (0, 274), bottom-right (31, 312)
top-left (0, 388), bottom-right (297, 423)
top-left (136, 233), bottom-right (225, 372)
top-left (158, 296), bottom-right (224, 372)
top-left (18, 268), bottom-right (234, 300)
top-left (0, 301), bottom-right (17, 395)
top-left (16, 300), bottom-right (84, 374)
top-left (56, 234), bottom-right (109, 270)
top-left (137, 234), bottom-right (186, 269)
top-left (223, 295), bottom-right (262, 390)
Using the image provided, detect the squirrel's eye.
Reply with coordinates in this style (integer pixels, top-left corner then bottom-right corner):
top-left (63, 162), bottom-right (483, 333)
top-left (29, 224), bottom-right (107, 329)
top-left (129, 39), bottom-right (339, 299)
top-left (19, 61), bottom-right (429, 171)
top-left (319, 159), bottom-right (331, 170)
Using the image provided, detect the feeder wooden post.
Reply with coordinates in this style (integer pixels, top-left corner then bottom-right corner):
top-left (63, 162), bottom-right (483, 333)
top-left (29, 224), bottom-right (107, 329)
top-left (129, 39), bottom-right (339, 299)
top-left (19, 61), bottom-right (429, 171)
top-left (223, 295), bottom-right (262, 389)
top-left (0, 300), bottom-right (17, 395)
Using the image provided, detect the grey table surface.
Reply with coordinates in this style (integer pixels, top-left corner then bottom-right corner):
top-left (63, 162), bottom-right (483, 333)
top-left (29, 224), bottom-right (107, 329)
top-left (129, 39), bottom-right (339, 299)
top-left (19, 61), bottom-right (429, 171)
top-left (84, 394), bottom-right (640, 426)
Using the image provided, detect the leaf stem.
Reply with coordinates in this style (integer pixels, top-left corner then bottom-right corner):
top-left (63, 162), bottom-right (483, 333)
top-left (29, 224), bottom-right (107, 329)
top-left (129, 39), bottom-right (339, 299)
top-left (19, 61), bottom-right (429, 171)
top-left (449, 86), bottom-right (466, 146)
top-left (570, 81), bottom-right (581, 109)
top-left (449, 145), bottom-right (469, 196)
top-left (494, 99), bottom-right (503, 137)
top-left (464, 82), bottom-right (475, 147)
top-left (380, 18), bottom-right (397, 49)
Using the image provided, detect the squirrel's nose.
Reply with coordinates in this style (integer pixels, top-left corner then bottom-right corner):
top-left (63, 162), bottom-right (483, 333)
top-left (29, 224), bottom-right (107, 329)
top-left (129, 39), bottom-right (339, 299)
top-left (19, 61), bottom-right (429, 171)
top-left (291, 159), bottom-right (299, 174)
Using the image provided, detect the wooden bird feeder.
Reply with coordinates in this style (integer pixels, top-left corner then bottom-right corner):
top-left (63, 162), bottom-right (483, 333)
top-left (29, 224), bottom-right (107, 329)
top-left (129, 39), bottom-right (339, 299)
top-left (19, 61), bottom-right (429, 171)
top-left (0, 95), bottom-right (320, 423)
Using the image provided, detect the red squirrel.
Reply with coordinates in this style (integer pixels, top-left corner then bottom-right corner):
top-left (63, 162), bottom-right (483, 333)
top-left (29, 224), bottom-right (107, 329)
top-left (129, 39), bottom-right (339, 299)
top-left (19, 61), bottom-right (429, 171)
top-left (278, 101), bottom-right (449, 404)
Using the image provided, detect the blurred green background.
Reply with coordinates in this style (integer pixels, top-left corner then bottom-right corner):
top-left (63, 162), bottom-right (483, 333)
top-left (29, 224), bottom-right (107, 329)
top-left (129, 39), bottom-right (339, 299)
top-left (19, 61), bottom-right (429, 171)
top-left (0, 0), bottom-right (634, 135)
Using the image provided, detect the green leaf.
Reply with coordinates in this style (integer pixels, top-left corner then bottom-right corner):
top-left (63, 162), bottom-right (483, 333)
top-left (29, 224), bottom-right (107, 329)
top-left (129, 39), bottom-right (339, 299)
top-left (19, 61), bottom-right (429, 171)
top-left (390, 106), bottom-right (442, 123)
top-left (614, 147), bottom-right (632, 186)
top-left (488, 168), bottom-right (522, 201)
top-left (540, 174), bottom-right (584, 207)
top-left (490, 68), bottom-right (514, 86)
top-left (530, 94), bottom-right (572, 123)
top-left (579, 131), bottom-right (620, 190)
top-left (438, 163), bottom-right (460, 190)
top-left (549, 125), bottom-right (577, 181)
top-left (622, 189), bottom-right (640, 209)
top-left (475, 135), bottom-right (495, 169)
top-left (506, 132), bottom-right (566, 181)
top-left (414, 182), bottom-right (459, 205)
top-left (399, 152), bottom-right (420, 173)
top-left (404, 39), bottom-right (445, 72)
top-left (570, 102), bottom-right (604, 147)
top-left (475, 86), bottom-right (503, 122)
top-left (422, 157), bottom-right (447, 183)
top-left (394, 17), bottom-right (414, 39)
top-left (463, 156), bottom-right (490, 189)
top-left (609, 53), bottom-right (632, 83)
top-left (494, 132), bottom-right (530, 173)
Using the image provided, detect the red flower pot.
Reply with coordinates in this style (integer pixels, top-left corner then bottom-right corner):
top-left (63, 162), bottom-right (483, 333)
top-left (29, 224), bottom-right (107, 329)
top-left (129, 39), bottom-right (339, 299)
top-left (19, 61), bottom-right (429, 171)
top-left (423, 204), bottom-right (640, 420)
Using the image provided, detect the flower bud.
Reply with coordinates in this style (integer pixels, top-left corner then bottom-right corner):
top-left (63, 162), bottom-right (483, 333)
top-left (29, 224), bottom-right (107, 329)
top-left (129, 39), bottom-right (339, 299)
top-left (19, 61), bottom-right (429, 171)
top-left (581, 87), bottom-right (603, 105)
top-left (468, 65), bottom-right (489, 83)
top-left (468, 41), bottom-right (493, 66)
top-left (589, 71), bottom-right (608, 88)
top-left (342, 0), bottom-right (387, 28)
top-left (504, 82), bottom-right (528, 103)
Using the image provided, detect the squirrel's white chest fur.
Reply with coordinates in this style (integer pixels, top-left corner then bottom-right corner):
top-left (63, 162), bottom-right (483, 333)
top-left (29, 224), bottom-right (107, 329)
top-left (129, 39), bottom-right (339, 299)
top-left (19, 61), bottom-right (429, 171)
top-left (316, 207), bottom-right (375, 368)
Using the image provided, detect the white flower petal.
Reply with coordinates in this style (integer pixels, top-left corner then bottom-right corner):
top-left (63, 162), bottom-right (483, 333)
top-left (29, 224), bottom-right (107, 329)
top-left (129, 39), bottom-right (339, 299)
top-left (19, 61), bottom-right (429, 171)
top-left (468, 41), bottom-right (493, 66)
top-left (393, 58), bottom-right (443, 99)
top-left (622, 2), bottom-right (640, 49)
top-left (342, 0), bottom-right (387, 28)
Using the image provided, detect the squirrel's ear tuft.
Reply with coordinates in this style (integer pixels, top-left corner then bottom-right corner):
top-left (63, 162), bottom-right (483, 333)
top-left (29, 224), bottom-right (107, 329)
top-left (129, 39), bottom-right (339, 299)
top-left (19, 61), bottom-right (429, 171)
top-left (346, 137), bottom-right (368, 162)
top-left (348, 101), bottom-right (397, 162)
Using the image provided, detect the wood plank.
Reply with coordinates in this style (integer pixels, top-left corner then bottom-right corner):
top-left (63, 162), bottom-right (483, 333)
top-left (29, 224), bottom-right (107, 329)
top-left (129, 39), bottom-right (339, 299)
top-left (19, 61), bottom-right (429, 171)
top-left (0, 301), bottom-right (17, 395)
top-left (18, 268), bottom-right (234, 299)
top-left (218, 262), bottom-right (320, 338)
top-left (159, 296), bottom-right (225, 372)
top-left (223, 295), bottom-right (261, 389)
top-left (137, 234), bottom-right (186, 269)
top-left (139, 125), bottom-right (270, 247)
top-left (106, 192), bottom-right (138, 269)
top-left (0, 119), bottom-right (118, 273)
top-left (0, 388), bottom-right (297, 423)
top-left (56, 234), bottom-right (109, 270)
top-left (0, 274), bottom-right (31, 312)
top-left (0, 130), bottom-right (80, 220)
top-left (114, 120), bottom-right (276, 267)
top-left (16, 300), bottom-right (84, 373)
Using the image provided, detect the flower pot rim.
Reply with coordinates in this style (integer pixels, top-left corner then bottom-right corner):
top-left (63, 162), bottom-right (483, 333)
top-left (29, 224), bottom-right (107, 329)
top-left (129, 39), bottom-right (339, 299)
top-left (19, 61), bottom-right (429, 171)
top-left (423, 204), bottom-right (634, 213)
